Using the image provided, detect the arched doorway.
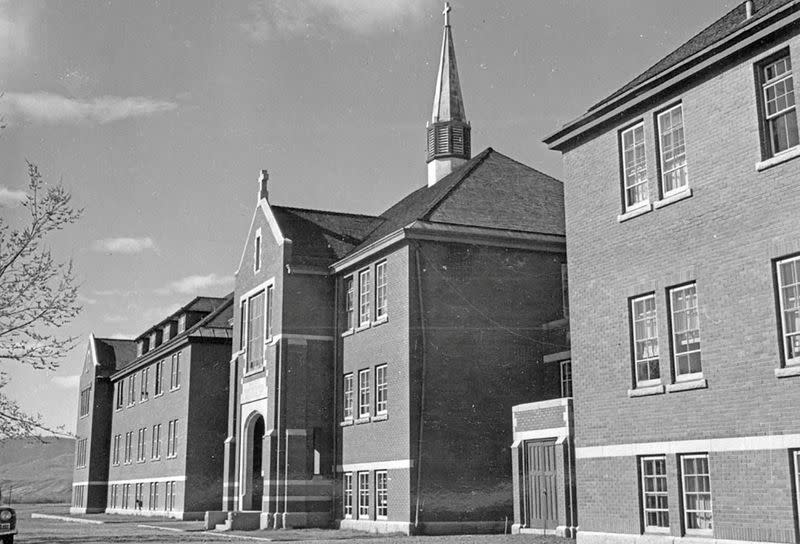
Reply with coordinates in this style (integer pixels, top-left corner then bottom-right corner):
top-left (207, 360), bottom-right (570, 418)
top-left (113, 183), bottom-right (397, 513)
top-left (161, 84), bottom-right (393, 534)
top-left (242, 412), bottom-right (265, 511)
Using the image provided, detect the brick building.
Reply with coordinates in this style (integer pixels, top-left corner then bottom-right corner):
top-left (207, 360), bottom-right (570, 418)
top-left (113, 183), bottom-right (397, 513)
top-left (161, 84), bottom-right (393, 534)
top-left (214, 4), bottom-right (569, 534)
top-left (71, 295), bottom-right (233, 519)
top-left (544, 1), bottom-right (800, 542)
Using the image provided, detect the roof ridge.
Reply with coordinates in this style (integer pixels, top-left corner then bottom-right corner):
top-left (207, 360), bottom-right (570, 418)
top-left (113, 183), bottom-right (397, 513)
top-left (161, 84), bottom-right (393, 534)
top-left (273, 205), bottom-right (381, 220)
top-left (420, 147), bottom-right (494, 221)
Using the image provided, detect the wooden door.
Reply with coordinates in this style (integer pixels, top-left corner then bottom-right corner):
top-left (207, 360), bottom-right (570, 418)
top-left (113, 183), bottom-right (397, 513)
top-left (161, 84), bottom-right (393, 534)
top-left (525, 440), bottom-right (558, 529)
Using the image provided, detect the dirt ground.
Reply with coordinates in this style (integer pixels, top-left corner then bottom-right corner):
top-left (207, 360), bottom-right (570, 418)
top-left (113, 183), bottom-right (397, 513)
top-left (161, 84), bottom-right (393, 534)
top-left (10, 504), bottom-right (564, 544)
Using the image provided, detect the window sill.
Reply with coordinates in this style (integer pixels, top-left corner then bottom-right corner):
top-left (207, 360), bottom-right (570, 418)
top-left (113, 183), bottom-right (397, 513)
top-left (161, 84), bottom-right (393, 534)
top-left (355, 417), bottom-right (370, 425)
top-left (79, 414), bottom-right (89, 419)
top-left (775, 364), bottom-right (800, 378)
top-left (628, 384), bottom-right (664, 397)
top-left (756, 145), bottom-right (800, 171)
top-left (371, 413), bottom-right (388, 422)
top-left (666, 378), bottom-right (707, 392)
top-left (341, 329), bottom-right (354, 338)
top-left (154, 393), bottom-right (164, 398)
top-left (372, 316), bottom-right (388, 327)
top-left (242, 367), bottom-right (265, 379)
top-left (617, 202), bottom-right (652, 223)
top-left (355, 323), bottom-right (371, 333)
top-left (339, 420), bottom-right (354, 427)
top-left (653, 187), bottom-right (692, 209)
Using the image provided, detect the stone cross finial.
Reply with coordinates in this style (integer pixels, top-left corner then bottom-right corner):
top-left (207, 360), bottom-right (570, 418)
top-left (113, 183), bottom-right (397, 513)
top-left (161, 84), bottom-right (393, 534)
top-left (443, 2), bottom-right (451, 26)
top-left (259, 169), bottom-right (269, 201)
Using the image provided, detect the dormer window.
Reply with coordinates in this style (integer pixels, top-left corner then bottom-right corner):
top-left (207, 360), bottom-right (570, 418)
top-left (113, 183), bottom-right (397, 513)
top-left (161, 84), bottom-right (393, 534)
top-left (177, 314), bottom-right (187, 333)
top-left (137, 338), bottom-right (150, 357)
top-left (254, 229), bottom-right (262, 273)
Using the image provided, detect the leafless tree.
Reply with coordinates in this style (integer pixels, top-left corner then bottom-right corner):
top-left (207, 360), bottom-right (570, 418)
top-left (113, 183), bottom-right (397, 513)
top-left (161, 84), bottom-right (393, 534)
top-left (0, 161), bottom-right (83, 438)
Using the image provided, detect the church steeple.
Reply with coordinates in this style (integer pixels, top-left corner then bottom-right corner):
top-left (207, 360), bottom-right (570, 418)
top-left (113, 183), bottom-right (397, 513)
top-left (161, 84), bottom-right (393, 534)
top-left (426, 2), bottom-right (471, 187)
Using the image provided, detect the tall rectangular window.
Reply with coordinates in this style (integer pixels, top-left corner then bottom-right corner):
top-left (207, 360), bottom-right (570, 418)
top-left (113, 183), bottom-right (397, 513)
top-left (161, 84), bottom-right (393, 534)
top-left (246, 291), bottom-right (265, 371)
top-left (777, 255), bottom-right (800, 365)
top-left (343, 373), bottom-right (354, 421)
top-left (115, 381), bottom-right (124, 410)
top-left (124, 432), bottom-right (133, 464)
top-left (140, 367), bottom-right (149, 401)
top-left (135, 483), bottom-right (144, 508)
top-left (155, 360), bottom-right (164, 396)
top-left (165, 481), bottom-right (176, 511)
top-left (761, 54), bottom-right (799, 156)
top-left (375, 470), bottom-right (388, 519)
top-left (110, 484), bottom-right (118, 508)
top-left (358, 472), bottom-right (370, 519)
top-left (641, 456), bottom-right (669, 531)
top-left (358, 369), bottom-right (370, 418)
top-left (79, 387), bottom-right (91, 417)
top-left (560, 359), bottom-right (573, 397)
top-left (254, 232), bottom-right (262, 272)
top-left (152, 424), bottom-right (161, 459)
top-left (167, 419), bottom-right (178, 458)
top-left (112, 434), bottom-right (121, 465)
top-left (149, 482), bottom-right (159, 510)
top-left (343, 473), bottom-right (353, 518)
top-left (127, 374), bottom-right (136, 406)
top-left (359, 269), bottom-right (371, 326)
top-left (344, 276), bottom-right (355, 331)
top-left (670, 284), bottom-right (702, 379)
top-left (75, 438), bottom-right (87, 468)
top-left (137, 427), bottom-right (147, 462)
top-left (631, 294), bottom-right (659, 386)
top-left (657, 104), bottom-right (688, 195)
top-left (621, 122), bottom-right (648, 211)
top-left (266, 285), bottom-right (274, 339)
top-left (681, 454), bottom-right (712, 533)
top-left (239, 302), bottom-right (247, 350)
top-left (375, 261), bottom-right (388, 320)
top-left (375, 364), bottom-right (387, 415)
top-left (169, 352), bottom-right (181, 390)
top-left (122, 484), bottom-right (130, 509)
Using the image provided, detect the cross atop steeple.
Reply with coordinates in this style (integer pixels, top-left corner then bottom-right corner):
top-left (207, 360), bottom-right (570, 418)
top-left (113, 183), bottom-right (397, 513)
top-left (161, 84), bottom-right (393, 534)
top-left (443, 2), bottom-right (451, 27)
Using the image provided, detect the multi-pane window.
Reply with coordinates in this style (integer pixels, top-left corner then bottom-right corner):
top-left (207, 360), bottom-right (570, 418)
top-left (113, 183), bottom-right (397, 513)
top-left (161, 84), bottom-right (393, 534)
top-left (167, 419), bottom-right (178, 458)
top-left (155, 360), bottom-right (164, 396)
top-left (621, 123), bottom-right (648, 211)
top-left (165, 481), bottom-right (176, 511)
top-left (122, 483), bottom-right (130, 509)
top-left (632, 294), bottom-right (659, 386)
top-left (266, 285), bottom-right (274, 340)
top-left (375, 470), bottom-right (388, 519)
top-left (246, 291), bottom-right (265, 371)
top-left (343, 473), bottom-right (353, 518)
top-left (681, 454), bottom-right (712, 533)
top-left (641, 456), bottom-right (669, 531)
top-left (375, 365), bottom-right (387, 415)
top-left (358, 472), bottom-right (370, 519)
top-left (670, 284), bottom-right (702, 379)
top-left (140, 367), bottom-right (149, 401)
top-left (560, 359), bottom-right (573, 397)
top-left (777, 255), bottom-right (800, 365)
top-left (137, 427), bottom-right (147, 462)
top-left (151, 424), bottom-right (161, 459)
top-left (343, 373), bottom-right (354, 420)
top-left (359, 269), bottom-right (371, 326)
top-left (149, 482), bottom-right (159, 510)
top-left (73, 485), bottom-right (85, 507)
top-left (375, 261), bottom-right (388, 320)
top-left (127, 374), bottom-right (136, 406)
top-left (110, 484), bottom-right (118, 508)
top-left (115, 381), bottom-right (124, 410)
top-left (79, 387), bottom-right (91, 417)
top-left (358, 369), bottom-right (371, 418)
top-left (254, 232), bottom-right (262, 272)
top-left (657, 104), bottom-right (688, 195)
top-left (345, 276), bottom-right (355, 331)
top-left (135, 483), bottom-right (144, 509)
top-left (762, 55), bottom-right (799, 156)
top-left (75, 438), bottom-right (87, 468)
top-left (112, 434), bottom-right (121, 465)
top-left (170, 352), bottom-right (181, 390)
top-left (124, 431), bottom-right (133, 464)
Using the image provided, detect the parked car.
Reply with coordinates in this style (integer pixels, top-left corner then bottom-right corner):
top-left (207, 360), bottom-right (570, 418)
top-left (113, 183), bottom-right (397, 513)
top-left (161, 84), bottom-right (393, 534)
top-left (0, 506), bottom-right (16, 544)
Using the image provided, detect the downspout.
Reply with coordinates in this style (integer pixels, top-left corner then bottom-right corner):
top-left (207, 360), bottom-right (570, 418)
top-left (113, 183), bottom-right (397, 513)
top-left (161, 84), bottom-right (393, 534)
top-left (413, 242), bottom-right (428, 530)
top-left (331, 275), bottom-right (340, 524)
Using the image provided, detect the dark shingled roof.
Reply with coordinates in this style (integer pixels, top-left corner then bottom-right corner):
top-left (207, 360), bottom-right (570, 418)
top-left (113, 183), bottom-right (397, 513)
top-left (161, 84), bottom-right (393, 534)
top-left (590, 0), bottom-right (793, 112)
top-left (93, 338), bottom-right (137, 372)
top-left (271, 206), bottom-right (382, 263)
top-left (351, 147), bottom-right (564, 253)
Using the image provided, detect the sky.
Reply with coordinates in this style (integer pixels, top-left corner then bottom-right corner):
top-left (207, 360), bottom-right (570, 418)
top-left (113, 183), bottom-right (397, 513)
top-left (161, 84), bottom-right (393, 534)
top-left (0, 0), bottom-right (736, 433)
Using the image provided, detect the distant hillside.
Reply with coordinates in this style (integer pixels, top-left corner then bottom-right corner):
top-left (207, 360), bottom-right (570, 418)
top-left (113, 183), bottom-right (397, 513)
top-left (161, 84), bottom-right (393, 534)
top-left (0, 437), bottom-right (74, 504)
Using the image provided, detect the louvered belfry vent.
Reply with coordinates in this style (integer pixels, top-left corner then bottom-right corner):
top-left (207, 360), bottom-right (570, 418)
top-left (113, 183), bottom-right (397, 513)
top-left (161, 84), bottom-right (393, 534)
top-left (426, 121), bottom-right (471, 162)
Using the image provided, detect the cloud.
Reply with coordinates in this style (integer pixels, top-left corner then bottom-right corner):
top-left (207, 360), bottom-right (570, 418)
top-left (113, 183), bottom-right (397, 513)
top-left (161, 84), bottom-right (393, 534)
top-left (77, 294), bottom-right (97, 305)
top-left (0, 92), bottom-right (178, 125)
top-left (242, 0), bottom-right (428, 41)
top-left (0, 185), bottom-right (26, 207)
top-left (103, 315), bottom-right (127, 324)
top-left (92, 237), bottom-right (156, 254)
top-left (0, 0), bottom-right (29, 67)
top-left (156, 273), bottom-right (233, 295)
top-left (105, 332), bottom-right (133, 340)
top-left (51, 375), bottom-right (80, 389)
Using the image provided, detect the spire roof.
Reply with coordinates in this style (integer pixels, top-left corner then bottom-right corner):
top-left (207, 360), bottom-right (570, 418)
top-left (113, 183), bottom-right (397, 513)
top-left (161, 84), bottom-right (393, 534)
top-left (431, 2), bottom-right (466, 124)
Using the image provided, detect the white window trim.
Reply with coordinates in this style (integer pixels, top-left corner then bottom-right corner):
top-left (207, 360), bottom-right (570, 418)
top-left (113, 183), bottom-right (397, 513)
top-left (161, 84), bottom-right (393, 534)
top-left (640, 456), bottom-right (669, 533)
top-left (239, 278), bottom-right (277, 375)
top-left (343, 373), bottom-right (354, 422)
top-left (631, 294), bottom-right (660, 388)
top-left (681, 453), bottom-right (713, 536)
top-left (343, 275), bottom-right (355, 335)
top-left (374, 261), bottom-right (388, 323)
top-left (358, 471), bottom-right (370, 520)
top-left (343, 472), bottom-right (353, 519)
top-left (620, 122), bottom-right (650, 213)
top-left (762, 55), bottom-right (799, 158)
top-left (254, 228), bottom-right (262, 273)
top-left (358, 369), bottom-right (371, 419)
top-left (777, 255), bottom-right (800, 368)
top-left (669, 283), bottom-right (703, 383)
top-left (375, 470), bottom-right (388, 520)
top-left (657, 103), bottom-right (689, 199)
top-left (375, 364), bottom-right (388, 415)
top-left (358, 268), bottom-right (371, 329)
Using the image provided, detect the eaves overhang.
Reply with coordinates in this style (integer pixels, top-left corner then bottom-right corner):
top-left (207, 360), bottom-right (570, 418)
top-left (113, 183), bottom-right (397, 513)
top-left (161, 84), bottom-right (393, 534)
top-left (543, 1), bottom-right (800, 152)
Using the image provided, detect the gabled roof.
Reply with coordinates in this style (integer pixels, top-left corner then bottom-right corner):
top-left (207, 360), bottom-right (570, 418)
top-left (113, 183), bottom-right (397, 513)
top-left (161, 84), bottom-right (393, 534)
top-left (271, 206), bottom-right (382, 264)
top-left (590, 0), bottom-right (792, 112)
top-left (351, 148), bottom-right (564, 254)
top-left (92, 337), bottom-right (137, 373)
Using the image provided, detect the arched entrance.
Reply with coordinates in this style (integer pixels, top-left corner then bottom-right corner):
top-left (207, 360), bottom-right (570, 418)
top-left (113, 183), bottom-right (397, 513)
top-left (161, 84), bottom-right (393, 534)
top-left (242, 412), bottom-right (265, 511)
